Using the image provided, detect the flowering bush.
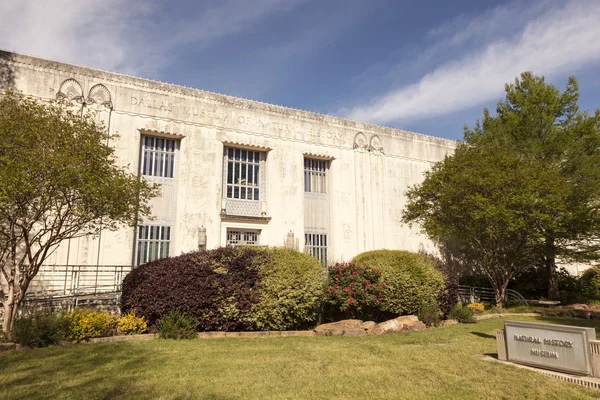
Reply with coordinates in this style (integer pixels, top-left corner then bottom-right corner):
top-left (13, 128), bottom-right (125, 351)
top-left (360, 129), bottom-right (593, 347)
top-left (323, 261), bottom-right (385, 320)
top-left (67, 308), bottom-right (117, 341)
top-left (467, 302), bottom-right (485, 314)
top-left (118, 312), bottom-right (148, 335)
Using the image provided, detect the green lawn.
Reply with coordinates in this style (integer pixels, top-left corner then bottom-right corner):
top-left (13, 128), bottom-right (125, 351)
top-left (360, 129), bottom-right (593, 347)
top-left (2, 317), bottom-right (599, 399)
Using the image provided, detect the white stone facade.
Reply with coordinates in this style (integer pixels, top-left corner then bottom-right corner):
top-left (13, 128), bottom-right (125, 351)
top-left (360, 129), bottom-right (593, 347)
top-left (0, 51), bottom-right (457, 270)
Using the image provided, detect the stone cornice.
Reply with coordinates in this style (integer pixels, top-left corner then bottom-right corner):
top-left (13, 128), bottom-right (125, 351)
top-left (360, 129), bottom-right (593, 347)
top-left (1, 50), bottom-right (457, 148)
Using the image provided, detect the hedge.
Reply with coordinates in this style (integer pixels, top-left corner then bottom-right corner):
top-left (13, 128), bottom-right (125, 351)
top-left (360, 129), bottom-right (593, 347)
top-left (354, 250), bottom-right (447, 316)
top-left (121, 247), bottom-right (324, 331)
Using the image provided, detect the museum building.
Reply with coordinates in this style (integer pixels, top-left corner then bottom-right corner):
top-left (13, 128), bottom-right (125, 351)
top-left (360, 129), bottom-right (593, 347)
top-left (0, 51), bottom-right (457, 270)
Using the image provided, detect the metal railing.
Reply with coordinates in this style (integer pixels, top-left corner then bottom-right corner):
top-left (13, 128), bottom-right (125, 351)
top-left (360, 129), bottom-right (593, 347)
top-left (1, 265), bottom-right (133, 316)
top-left (458, 285), bottom-right (528, 306)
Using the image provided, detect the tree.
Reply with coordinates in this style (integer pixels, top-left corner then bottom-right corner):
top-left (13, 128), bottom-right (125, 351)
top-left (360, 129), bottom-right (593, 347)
top-left (0, 92), bottom-right (157, 332)
top-left (403, 73), bottom-right (600, 304)
top-left (403, 143), bottom-right (542, 307)
top-left (465, 73), bottom-right (600, 299)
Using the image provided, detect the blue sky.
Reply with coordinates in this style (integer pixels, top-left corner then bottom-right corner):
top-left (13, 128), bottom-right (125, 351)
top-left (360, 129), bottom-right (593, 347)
top-left (1, 0), bottom-right (599, 140)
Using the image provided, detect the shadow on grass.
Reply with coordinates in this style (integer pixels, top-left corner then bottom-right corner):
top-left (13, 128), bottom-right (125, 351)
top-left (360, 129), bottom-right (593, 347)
top-left (0, 343), bottom-right (168, 400)
top-left (470, 332), bottom-right (496, 339)
top-left (483, 353), bottom-right (499, 359)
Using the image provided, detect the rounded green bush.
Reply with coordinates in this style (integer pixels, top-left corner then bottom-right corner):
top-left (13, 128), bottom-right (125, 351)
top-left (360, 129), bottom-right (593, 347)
top-left (580, 267), bottom-right (600, 301)
top-left (121, 247), bottom-right (323, 331)
top-left (354, 250), bottom-right (446, 316)
top-left (251, 248), bottom-right (324, 330)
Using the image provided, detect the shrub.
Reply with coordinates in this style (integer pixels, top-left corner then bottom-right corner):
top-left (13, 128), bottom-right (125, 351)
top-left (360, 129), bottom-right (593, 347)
top-left (67, 308), bottom-right (117, 341)
top-left (418, 299), bottom-right (442, 327)
top-left (322, 261), bottom-right (385, 321)
top-left (421, 252), bottom-right (459, 317)
top-left (121, 247), bottom-right (324, 331)
top-left (156, 310), bottom-right (198, 339)
top-left (10, 309), bottom-right (69, 347)
top-left (449, 304), bottom-right (475, 323)
top-left (467, 302), bottom-right (485, 314)
top-left (580, 267), bottom-right (600, 302)
top-left (354, 250), bottom-right (446, 317)
top-left (118, 312), bottom-right (148, 335)
top-left (250, 248), bottom-right (324, 331)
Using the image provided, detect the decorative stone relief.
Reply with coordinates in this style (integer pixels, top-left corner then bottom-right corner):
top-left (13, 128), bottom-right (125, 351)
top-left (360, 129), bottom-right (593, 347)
top-left (369, 135), bottom-right (384, 153)
top-left (56, 78), bottom-right (84, 103)
top-left (87, 84), bottom-right (112, 108)
top-left (353, 132), bottom-right (368, 150)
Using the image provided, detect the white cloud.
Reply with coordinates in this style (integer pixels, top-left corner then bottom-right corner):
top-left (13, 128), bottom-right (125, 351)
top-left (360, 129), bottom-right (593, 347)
top-left (343, 1), bottom-right (600, 125)
top-left (0, 0), bottom-right (310, 76)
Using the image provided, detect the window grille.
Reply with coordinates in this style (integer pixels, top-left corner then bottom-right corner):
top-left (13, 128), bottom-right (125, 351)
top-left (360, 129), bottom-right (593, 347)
top-left (137, 225), bottom-right (171, 265)
top-left (226, 229), bottom-right (260, 246)
top-left (141, 136), bottom-right (176, 178)
top-left (305, 233), bottom-right (328, 266)
top-left (225, 148), bottom-right (261, 200)
top-left (304, 159), bottom-right (328, 194)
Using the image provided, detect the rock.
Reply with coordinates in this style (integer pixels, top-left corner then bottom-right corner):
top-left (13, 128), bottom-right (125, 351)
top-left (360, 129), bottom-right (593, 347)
top-left (314, 320), bottom-right (366, 336)
top-left (362, 321), bottom-right (384, 335)
top-left (378, 315), bottom-right (427, 334)
top-left (378, 319), bottom-right (404, 334)
top-left (396, 315), bottom-right (427, 332)
top-left (442, 319), bottom-right (458, 326)
top-left (572, 304), bottom-right (590, 310)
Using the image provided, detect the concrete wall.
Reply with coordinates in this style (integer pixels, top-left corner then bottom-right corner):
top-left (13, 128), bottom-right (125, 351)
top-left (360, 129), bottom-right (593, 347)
top-left (0, 51), bottom-right (457, 269)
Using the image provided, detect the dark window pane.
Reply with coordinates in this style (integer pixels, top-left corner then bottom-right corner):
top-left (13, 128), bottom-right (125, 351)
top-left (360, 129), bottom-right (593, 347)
top-left (227, 162), bottom-right (233, 184)
top-left (254, 188), bottom-right (259, 200)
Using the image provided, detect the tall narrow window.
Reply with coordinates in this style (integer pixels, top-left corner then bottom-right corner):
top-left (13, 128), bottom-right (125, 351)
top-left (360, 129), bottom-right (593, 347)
top-left (141, 136), bottom-right (176, 178)
top-left (304, 159), bottom-right (328, 194)
top-left (305, 233), bottom-right (328, 266)
top-left (137, 225), bottom-right (171, 265)
top-left (225, 148), bottom-right (261, 200)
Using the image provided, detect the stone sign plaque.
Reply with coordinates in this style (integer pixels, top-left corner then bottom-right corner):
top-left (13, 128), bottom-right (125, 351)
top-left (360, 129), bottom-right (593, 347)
top-left (504, 320), bottom-right (596, 375)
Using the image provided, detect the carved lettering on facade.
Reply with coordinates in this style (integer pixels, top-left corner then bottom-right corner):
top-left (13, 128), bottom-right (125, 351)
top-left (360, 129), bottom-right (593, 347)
top-left (129, 96), bottom-right (347, 145)
top-left (130, 96), bottom-right (173, 112)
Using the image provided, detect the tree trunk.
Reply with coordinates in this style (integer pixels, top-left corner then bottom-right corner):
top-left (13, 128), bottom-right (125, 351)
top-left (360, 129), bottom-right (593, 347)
top-left (494, 283), bottom-right (507, 309)
top-left (2, 286), bottom-right (14, 333)
top-left (545, 237), bottom-right (560, 301)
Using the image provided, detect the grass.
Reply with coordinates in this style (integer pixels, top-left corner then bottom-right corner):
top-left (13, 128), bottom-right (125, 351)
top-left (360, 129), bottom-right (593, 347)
top-left (1, 316), bottom-right (599, 399)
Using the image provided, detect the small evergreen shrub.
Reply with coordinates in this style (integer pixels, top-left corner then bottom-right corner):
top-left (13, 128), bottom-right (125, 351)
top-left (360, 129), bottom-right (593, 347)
top-left (429, 255), bottom-right (459, 317)
top-left (250, 248), bottom-right (324, 331)
top-left (156, 310), bottom-right (198, 339)
top-left (467, 302), bottom-right (485, 314)
top-left (10, 309), bottom-right (69, 347)
top-left (418, 299), bottom-right (442, 327)
top-left (323, 261), bottom-right (385, 321)
top-left (449, 304), bottom-right (475, 323)
top-left (67, 308), bottom-right (117, 341)
top-left (118, 312), bottom-right (148, 335)
top-left (580, 267), bottom-right (600, 302)
top-left (354, 250), bottom-right (446, 316)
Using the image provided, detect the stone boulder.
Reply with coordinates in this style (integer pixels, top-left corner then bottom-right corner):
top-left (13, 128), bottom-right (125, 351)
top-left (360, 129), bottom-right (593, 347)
top-left (314, 319), bottom-right (365, 336)
top-left (314, 316), bottom-right (427, 336)
top-left (362, 321), bottom-right (384, 335)
top-left (378, 318), bottom-right (404, 334)
top-left (378, 315), bottom-right (426, 334)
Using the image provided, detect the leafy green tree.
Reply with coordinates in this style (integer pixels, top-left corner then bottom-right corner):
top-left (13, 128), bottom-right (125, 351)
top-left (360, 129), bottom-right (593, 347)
top-left (403, 143), bottom-right (541, 307)
top-left (0, 92), bottom-right (157, 332)
top-left (465, 73), bottom-right (600, 299)
top-left (403, 72), bottom-right (600, 304)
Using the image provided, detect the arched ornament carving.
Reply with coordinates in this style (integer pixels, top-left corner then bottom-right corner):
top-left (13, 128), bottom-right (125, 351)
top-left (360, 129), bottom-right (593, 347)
top-left (87, 84), bottom-right (113, 108)
top-left (56, 78), bottom-right (84, 103)
top-left (369, 135), bottom-right (383, 153)
top-left (353, 132), bottom-right (368, 150)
